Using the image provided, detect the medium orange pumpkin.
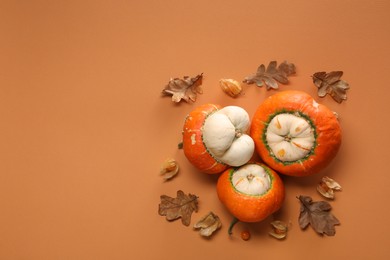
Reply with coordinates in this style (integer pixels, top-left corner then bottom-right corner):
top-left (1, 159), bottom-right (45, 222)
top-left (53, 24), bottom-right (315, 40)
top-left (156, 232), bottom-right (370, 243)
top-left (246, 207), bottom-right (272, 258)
top-left (250, 90), bottom-right (342, 177)
top-left (216, 162), bottom-right (285, 223)
top-left (182, 104), bottom-right (254, 174)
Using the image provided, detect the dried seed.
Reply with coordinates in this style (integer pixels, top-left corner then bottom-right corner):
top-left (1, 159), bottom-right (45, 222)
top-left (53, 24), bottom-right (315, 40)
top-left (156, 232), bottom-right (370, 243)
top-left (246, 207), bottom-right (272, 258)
top-left (220, 78), bottom-right (242, 98)
top-left (317, 184), bottom-right (335, 199)
top-left (269, 220), bottom-right (288, 240)
top-left (322, 176), bottom-right (342, 190)
top-left (317, 176), bottom-right (342, 199)
top-left (193, 212), bottom-right (222, 237)
top-left (160, 158), bottom-right (179, 180)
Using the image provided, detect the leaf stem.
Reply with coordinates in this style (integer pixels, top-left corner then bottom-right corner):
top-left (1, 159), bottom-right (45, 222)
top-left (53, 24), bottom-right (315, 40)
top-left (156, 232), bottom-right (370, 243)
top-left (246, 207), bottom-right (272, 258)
top-left (228, 217), bottom-right (239, 236)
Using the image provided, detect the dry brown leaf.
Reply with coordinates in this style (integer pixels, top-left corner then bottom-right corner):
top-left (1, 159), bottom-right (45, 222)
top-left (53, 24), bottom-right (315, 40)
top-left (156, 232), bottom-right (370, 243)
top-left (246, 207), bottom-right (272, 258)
top-left (193, 212), bottom-right (222, 237)
top-left (243, 61), bottom-right (296, 90)
top-left (158, 190), bottom-right (198, 226)
top-left (297, 195), bottom-right (340, 236)
top-left (312, 71), bottom-right (350, 103)
top-left (162, 74), bottom-right (203, 103)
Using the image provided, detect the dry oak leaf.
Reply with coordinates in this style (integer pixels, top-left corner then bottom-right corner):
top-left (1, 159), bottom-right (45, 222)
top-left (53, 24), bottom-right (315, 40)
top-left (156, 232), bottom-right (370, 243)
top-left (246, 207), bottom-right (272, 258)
top-left (312, 71), bottom-right (350, 103)
top-left (193, 211), bottom-right (222, 237)
top-left (158, 190), bottom-right (199, 226)
top-left (243, 61), bottom-right (296, 90)
top-left (298, 195), bottom-right (340, 236)
top-left (162, 73), bottom-right (203, 103)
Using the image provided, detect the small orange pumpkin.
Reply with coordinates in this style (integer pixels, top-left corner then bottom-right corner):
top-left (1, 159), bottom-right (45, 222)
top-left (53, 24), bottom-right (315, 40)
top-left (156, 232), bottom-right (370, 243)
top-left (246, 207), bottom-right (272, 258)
top-left (250, 90), bottom-right (342, 177)
top-left (216, 162), bottom-right (285, 223)
top-left (182, 104), bottom-right (254, 174)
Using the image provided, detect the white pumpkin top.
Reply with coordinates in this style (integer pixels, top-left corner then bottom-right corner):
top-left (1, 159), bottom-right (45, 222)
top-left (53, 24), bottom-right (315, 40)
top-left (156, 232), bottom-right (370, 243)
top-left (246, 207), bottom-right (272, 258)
top-left (202, 106), bottom-right (254, 167)
top-left (266, 113), bottom-right (315, 162)
top-left (231, 164), bottom-right (271, 195)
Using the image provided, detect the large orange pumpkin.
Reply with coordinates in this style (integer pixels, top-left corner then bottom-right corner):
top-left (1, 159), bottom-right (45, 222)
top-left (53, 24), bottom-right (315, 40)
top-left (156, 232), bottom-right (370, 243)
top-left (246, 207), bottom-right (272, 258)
top-left (250, 90), bottom-right (342, 177)
top-left (182, 104), bottom-right (254, 174)
top-left (216, 162), bottom-right (285, 223)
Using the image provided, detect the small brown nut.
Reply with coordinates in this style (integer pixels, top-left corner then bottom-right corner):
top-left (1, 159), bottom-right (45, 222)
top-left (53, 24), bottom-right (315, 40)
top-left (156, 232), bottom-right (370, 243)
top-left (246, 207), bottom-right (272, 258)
top-left (160, 158), bottom-right (179, 180)
top-left (220, 78), bottom-right (242, 97)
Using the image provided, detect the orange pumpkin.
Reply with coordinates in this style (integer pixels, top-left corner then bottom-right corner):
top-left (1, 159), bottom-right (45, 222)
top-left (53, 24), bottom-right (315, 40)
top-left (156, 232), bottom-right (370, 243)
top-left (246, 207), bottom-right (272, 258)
top-left (216, 162), bottom-right (285, 223)
top-left (182, 104), bottom-right (254, 174)
top-left (250, 90), bottom-right (342, 177)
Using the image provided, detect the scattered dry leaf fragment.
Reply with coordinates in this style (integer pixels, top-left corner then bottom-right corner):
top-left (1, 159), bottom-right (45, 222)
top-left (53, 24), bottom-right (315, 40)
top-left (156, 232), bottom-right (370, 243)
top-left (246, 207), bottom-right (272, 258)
top-left (297, 195), bottom-right (340, 236)
top-left (243, 61), bottom-right (296, 90)
top-left (158, 190), bottom-right (199, 226)
top-left (317, 176), bottom-right (342, 199)
top-left (193, 211), bottom-right (222, 237)
top-left (269, 220), bottom-right (288, 240)
top-left (220, 78), bottom-right (242, 97)
top-left (162, 73), bottom-right (203, 103)
top-left (240, 230), bottom-right (251, 241)
top-left (312, 71), bottom-right (350, 103)
top-left (160, 158), bottom-right (179, 181)
top-left (333, 111), bottom-right (339, 119)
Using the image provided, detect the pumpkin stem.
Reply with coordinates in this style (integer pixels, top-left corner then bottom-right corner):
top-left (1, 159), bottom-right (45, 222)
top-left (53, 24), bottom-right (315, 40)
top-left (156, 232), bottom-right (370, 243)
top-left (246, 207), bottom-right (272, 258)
top-left (228, 217), bottom-right (239, 235)
top-left (283, 134), bottom-right (292, 142)
top-left (177, 142), bottom-right (183, 149)
top-left (246, 173), bottom-right (255, 182)
top-left (235, 129), bottom-right (242, 138)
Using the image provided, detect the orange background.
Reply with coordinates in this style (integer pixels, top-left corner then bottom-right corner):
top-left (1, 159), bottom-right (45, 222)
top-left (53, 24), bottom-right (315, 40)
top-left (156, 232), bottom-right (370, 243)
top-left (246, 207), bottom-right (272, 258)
top-left (1, 0), bottom-right (390, 259)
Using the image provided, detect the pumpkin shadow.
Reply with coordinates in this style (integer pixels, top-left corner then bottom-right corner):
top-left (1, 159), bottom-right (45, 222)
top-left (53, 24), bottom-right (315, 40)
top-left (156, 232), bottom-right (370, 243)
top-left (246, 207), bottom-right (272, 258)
top-left (233, 215), bottom-right (289, 242)
top-left (280, 155), bottom-right (343, 190)
top-left (191, 168), bottom-right (220, 186)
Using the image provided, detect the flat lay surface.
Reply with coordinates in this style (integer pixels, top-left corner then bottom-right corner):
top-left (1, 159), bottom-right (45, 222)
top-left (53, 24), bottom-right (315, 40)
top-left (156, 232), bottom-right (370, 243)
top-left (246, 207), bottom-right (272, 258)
top-left (1, 0), bottom-right (390, 259)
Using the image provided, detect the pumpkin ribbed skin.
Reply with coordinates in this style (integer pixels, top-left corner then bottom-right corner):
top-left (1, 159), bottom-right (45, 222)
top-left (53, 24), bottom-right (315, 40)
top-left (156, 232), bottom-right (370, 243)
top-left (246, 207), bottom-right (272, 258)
top-left (182, 104), bottom-right (227, 174)
top-left (250, 90), bottom-right (342, 177)
top-left (216, 163), bottom-right (285, 223)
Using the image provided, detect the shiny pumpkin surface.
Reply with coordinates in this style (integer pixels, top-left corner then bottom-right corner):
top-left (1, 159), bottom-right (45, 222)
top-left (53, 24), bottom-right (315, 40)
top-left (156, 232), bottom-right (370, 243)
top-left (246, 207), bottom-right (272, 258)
top-left (182, 104), bottom-right (227, 174)
top-left (216, 163), bottom-right (285, 223)
top-left (250, 90), bottom-right (342, 177)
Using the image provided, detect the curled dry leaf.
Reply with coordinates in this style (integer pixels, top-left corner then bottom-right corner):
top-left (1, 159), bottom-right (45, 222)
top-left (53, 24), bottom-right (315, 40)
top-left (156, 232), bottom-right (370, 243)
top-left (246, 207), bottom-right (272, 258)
top-left (312, 71), bottom-right (350, 103)
top-left (160, 158), bottom-right (179, 181)
top-left (158, 190), bottom-right (199, 226)
top-left (162, 73), bottom-right (203, 103)
top-left (220, 78), bottom-right (242, 97)
top-left (269, 220), bottom-right (288, 240)
top-left (297, 195), bottom-right (340, 236)
top-left (193, 212), bottom-right (222, 237)
top-left (317, 176), bottom-right (342, 199)
top-left (243, 61), bottom-right (296, 90)
top-left (322, 176), bottom-right (342, 190)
